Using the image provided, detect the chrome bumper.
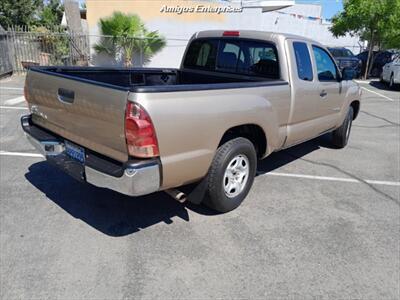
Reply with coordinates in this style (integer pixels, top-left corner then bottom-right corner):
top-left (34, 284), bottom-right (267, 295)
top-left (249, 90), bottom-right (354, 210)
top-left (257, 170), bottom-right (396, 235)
top-left (85, 163), bottom-right (160, 197)
top-left (22, 116), bottom-right (160, 197)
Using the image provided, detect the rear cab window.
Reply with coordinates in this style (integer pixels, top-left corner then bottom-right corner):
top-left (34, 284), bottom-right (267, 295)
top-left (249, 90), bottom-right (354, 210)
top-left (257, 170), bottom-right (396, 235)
top-left (217, 41), bottom-right (243, 72)
top-left (183, 38), bottom-right (280, 80)
top-left (183, 39), bottom-right (218, 70)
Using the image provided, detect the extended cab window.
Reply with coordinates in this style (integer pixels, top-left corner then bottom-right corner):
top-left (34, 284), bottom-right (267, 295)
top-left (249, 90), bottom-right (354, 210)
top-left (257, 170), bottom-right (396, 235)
top-left (293, 42), bottom-right (313, 81)
top-left (183, 40), bottom-right (218, 70)
top-left (312, 46), bottom-right (338, 81)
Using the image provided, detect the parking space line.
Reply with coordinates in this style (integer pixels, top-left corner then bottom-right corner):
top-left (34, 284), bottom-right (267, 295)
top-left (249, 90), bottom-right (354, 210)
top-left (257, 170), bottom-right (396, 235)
top-left (361, 87), bottom-right (396, 102)
top-left (4, 96), bottom-right (26, 105)
top-left (0, 87), bottom-right (23, 90)
top-left (263, 172), bottom-right (400, 187)
top-left (0, 105), bottom-right (28, 110)
top-left (1, 150), bottom-right (399, 187)
top-left (0, 151), bottom-right (43, 158)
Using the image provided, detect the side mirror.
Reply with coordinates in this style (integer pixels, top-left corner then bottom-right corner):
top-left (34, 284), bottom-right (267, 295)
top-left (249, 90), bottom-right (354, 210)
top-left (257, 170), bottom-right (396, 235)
top-left (342, 67), bottom-right (355, 81)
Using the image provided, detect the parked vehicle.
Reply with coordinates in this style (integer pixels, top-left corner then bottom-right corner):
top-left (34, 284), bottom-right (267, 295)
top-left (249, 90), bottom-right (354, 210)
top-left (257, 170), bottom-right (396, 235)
top-left (357, 50), bottom-right (397, 77)
top-left (380, 54), bottom-right (400, 89)
top-left (328, 47), bottom-right (361, 78)
top-left (22, 30), bottom-right (361, 213)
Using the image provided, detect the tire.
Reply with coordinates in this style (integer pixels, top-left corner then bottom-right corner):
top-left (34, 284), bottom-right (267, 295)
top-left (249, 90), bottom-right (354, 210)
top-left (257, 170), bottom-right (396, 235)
top-left (389, 74), bottom-right (395, 90)
top-left (332, 106), bottom-right (354, 148)
top-left (205, 137), bottom-right (257, 213)
top-left (371, 67), bottom-right (379, 78)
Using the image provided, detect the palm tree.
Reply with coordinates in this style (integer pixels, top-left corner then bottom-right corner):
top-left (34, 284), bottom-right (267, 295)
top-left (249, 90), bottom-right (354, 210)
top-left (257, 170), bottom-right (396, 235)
top-left (94, 12), bottom-right (166, 67)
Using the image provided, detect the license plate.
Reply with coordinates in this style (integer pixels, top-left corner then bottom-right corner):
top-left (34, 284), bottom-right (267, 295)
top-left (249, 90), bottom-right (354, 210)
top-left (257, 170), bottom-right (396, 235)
top-left (65, 140), bottom-right (85, 163)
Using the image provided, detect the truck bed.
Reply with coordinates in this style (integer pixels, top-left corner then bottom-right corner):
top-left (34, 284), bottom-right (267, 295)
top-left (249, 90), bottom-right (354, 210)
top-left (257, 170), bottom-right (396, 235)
top-left (25, 66), bottom-right (286, 163)
top-left (31, 66), bottom-right (283, 92)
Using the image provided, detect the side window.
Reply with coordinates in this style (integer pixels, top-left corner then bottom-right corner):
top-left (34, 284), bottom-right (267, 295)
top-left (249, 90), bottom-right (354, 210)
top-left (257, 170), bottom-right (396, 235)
top-left (183, 40), bottom-right (218, 70)
top-left (293, 42), bottom-right (313, 81)
top-left (312, 46), bottom-right (338, 81)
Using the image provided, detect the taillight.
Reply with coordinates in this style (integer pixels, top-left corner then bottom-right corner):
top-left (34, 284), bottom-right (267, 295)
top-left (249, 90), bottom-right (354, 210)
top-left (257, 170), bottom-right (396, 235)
top-left (125, 101), bottom-right (159, 158)
top-left (223, 31), bottom-right (240, 37)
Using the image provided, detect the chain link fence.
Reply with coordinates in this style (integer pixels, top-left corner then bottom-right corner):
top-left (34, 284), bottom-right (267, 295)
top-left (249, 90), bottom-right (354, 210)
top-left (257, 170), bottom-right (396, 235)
top-left (0, 28), bottom-right (188, 73)
top-left (0, 28), bottom-right (366, 74)
top-left (1, 28), bottom-right (90, 73)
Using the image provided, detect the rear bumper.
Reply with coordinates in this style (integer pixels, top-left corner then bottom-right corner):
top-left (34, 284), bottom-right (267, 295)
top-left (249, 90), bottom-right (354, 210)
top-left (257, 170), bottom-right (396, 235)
top-left (21, 115), bottom-right (161, 196)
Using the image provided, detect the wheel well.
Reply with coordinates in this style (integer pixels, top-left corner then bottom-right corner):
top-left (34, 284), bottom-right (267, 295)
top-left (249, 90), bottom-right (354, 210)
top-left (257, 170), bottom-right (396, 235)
top-left (219, 124), bottom-right (267, 158)
top-left (350, 100), bottom-right (360, 120)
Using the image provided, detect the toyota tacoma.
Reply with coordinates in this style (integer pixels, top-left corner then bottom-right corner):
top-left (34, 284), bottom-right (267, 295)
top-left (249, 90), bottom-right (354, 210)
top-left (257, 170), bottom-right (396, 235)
top-left (22, 30), bottom-right (361, 212)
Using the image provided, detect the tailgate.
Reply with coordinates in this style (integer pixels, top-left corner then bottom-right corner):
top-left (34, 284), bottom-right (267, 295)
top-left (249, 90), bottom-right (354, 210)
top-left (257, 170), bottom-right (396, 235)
top-left (26, 69), bottom-right (129, 162)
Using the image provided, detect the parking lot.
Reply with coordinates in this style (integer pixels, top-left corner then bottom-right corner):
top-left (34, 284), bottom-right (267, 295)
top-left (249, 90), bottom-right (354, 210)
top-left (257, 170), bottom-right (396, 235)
top-left (0, 75), bottom-right (399, 299)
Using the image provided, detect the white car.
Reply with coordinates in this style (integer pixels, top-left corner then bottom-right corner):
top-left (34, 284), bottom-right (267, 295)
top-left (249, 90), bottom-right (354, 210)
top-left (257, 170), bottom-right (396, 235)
top-left (381, 54), bottom-right (400, 89)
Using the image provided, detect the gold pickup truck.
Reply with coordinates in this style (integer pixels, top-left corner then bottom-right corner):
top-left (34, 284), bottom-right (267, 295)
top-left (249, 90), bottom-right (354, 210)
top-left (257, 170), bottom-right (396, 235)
top-left (22, 30), bottom-right (361, 212)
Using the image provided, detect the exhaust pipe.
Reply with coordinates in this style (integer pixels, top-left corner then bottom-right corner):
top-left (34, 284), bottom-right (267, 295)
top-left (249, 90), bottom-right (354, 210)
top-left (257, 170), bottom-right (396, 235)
top-left (165, 189), bottom-right (187, 203)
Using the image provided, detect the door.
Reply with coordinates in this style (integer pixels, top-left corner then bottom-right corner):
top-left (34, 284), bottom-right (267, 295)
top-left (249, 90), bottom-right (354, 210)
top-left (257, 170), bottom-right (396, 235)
top-left (310, 45), bottom-right (343, 131)
top-left (382, 62), bottom-right (391, 81)
top-left (285, 40), bottom-right (330, 146)
top-left (393, 57), bottom-right (400, 82)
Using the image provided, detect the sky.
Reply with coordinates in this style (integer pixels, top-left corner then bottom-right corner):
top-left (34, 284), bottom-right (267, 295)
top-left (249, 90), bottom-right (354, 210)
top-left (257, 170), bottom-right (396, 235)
top-left (295, 0), bottom-right (343, 19)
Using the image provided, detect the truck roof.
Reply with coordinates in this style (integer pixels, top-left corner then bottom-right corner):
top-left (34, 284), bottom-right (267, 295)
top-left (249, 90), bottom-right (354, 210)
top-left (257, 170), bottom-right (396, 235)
top-left (193, 30), bottom-right (319, 45)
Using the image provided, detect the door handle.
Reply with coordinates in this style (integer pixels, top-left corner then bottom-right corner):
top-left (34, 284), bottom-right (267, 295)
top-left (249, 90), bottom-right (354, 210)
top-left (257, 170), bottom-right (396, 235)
top-left (57, 88), bottom-right (75, 104)
top-left (320, 90), bottom-right (327, 98)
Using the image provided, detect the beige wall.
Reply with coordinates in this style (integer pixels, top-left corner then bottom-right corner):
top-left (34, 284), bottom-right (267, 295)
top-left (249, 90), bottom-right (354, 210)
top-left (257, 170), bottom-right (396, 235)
top-left (87, 0), bottom-right (226, 32)
top-left (86, 1), bottom-right (361, 68)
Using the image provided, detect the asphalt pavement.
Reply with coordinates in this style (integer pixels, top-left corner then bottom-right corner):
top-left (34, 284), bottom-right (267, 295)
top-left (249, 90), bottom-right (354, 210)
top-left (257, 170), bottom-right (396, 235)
top-left (0, 75), bottom-right (399, 299)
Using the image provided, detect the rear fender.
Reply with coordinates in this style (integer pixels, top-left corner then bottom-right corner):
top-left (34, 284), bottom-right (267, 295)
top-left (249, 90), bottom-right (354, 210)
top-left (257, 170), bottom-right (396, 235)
top-left (132, 91), bottom-right (281, 189)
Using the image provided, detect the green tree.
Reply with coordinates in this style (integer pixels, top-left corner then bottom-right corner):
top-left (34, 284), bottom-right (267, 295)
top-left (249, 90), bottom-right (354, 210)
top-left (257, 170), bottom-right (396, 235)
top-left (330, 0), bottom-right (399, 79)
top-left (94, 12), bottom-right (166, 67)
top-left (0, 0), bottom-right (42, 29)
top-left (38, 0), bottom-right (64, 29)
top-left (381, 2), bottom-right (400, 49)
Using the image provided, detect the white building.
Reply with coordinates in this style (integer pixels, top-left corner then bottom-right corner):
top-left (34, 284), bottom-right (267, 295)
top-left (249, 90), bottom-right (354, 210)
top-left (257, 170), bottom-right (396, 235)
top-left (86, 0), bottom-right (361, 67)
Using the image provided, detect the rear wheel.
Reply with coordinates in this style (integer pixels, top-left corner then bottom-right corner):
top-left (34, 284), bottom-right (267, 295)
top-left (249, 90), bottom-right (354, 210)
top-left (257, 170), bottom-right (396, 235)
top-left (205, 137), bottom-right (257, 213)
top-left (332, 106), bottom-right (354, 148)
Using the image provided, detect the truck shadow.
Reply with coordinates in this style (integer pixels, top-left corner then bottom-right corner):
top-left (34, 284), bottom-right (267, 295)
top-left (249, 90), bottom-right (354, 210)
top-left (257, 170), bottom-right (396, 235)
top-left (25, 162), bottom-right (192, 237)
top-left (257, 135), bottom-right (331, 174)
top-left (369, 80), bottom-right (399, 91)
top-left (24, 134), bottom-right (332, 237)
